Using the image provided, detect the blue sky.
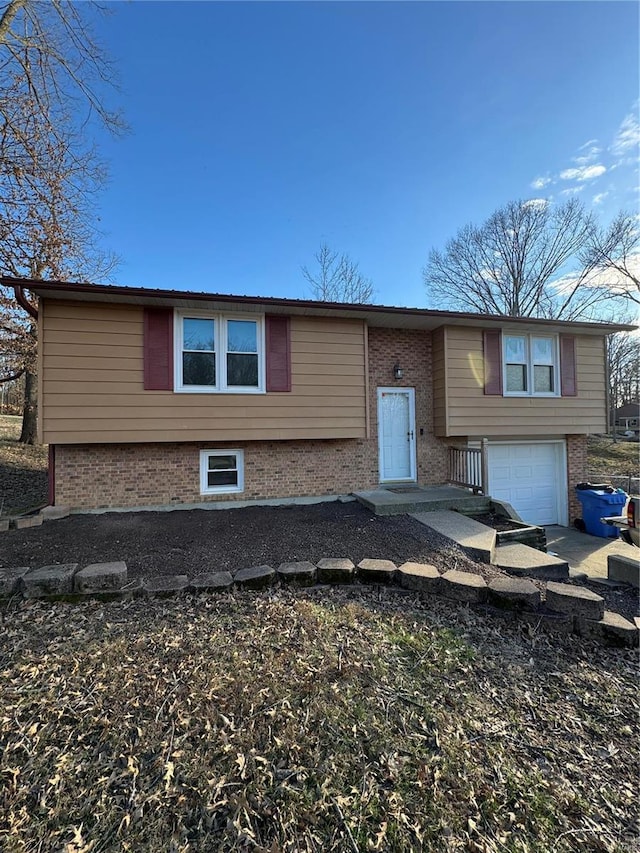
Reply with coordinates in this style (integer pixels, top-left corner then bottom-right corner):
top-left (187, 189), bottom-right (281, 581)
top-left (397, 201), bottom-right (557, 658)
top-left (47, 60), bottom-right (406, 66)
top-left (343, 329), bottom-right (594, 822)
top-left (93, 1), bottom-right (639, 307)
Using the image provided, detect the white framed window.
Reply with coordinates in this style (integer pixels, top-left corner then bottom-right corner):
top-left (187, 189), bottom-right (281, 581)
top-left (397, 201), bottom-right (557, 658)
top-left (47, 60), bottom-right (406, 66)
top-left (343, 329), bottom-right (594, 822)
top-left (175, 311), bottom-right (264, 393)
top-left (200, 449), bottom-right (244, 495)
top-left (503, 334), bottom-right (559, 397)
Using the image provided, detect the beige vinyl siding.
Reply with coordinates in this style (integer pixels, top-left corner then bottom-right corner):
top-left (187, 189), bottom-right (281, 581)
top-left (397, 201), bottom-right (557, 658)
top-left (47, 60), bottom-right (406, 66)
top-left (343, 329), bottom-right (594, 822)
top-left (41, 300), bottom-right (367, 443)
top-left (441, 326), bottom-right (606, 436)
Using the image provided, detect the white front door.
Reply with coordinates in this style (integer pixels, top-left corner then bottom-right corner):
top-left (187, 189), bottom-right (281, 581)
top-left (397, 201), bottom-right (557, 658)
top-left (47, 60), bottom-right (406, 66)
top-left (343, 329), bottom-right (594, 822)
top-left (377, 388), bottom-right (416, 482)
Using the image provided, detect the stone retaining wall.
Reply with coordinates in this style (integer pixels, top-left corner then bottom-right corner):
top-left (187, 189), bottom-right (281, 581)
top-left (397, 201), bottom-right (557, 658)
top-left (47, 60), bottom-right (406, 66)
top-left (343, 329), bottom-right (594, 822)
top-left (2, 557), bottom-right (637, 649)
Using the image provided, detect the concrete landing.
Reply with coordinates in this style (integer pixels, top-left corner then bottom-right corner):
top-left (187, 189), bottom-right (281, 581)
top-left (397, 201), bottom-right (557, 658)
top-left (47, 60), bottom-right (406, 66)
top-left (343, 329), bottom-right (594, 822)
top-left (411, 510), bottom-right (496, 563)
top-left (355, 486), bottom-right (489, 517)
top-left (494, 543), bottom-right (569, 580)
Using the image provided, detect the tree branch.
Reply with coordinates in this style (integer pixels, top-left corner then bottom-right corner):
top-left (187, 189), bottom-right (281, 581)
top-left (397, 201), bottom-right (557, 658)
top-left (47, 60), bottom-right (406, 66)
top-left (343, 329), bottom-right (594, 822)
top-left (0, 0), bottom-right (27, 43)
top-left (0, 366), bottom-right (25, 384)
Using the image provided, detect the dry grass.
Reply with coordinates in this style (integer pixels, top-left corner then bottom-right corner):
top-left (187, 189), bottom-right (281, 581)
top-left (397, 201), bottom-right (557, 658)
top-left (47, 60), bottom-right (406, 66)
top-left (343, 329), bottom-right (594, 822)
top-left (1, 588), bottom-right (638, 853)
top-left (0, 414), bottom-right (22, 441)
top-left (0, 415), bottom-right (48, 516)
top-left (588, 435), bottom-right (639, 481)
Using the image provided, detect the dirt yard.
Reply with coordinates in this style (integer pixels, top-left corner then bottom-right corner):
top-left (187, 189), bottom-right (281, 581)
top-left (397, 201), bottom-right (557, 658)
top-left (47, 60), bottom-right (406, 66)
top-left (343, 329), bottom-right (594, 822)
top-left (0, 500), bottom-right (489, 579)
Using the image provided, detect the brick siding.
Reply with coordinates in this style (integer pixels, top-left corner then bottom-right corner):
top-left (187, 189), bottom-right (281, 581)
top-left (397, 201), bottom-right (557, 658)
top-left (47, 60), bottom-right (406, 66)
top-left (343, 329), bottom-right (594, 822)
top-left (566, 434), bottom-right (589, 523)
top-left (54, 439), bottom-right (377, 509)
top-left (367, 328), bottom-right (449, 485)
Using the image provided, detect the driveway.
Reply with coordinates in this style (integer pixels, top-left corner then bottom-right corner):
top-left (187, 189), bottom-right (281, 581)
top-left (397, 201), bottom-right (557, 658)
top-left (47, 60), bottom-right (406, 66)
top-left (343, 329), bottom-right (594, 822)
top-left (545, 525), bottom-right (639, 579)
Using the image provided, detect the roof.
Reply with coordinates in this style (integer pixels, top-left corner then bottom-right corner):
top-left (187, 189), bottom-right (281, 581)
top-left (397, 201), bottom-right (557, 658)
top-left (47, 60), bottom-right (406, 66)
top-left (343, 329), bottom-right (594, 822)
top-left (3, 276), bottom-right (636, 336)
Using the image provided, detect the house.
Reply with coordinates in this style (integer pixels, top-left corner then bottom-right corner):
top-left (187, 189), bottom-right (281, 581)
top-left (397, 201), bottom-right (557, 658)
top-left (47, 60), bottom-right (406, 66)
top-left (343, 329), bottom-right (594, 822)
top-left (7, 277), bottom-right (635, 526)
top-left (610, 402), bottom-right (640, 434)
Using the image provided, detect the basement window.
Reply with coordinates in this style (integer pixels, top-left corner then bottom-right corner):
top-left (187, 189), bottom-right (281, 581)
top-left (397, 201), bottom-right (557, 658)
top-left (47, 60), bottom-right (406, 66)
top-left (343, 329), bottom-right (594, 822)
top-left (200, 449), bottom-right (244, 495)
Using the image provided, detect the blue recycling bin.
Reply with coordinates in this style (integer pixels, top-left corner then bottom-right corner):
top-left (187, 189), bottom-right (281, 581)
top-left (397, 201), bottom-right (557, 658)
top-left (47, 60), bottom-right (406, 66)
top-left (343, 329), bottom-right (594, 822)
top-left (575, 487), bottom-right (628, 538)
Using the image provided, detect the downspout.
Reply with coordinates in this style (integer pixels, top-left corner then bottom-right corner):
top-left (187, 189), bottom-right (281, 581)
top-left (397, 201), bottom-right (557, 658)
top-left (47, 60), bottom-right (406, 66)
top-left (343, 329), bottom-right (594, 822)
top-left (14, 284), bottom-right (38, 320)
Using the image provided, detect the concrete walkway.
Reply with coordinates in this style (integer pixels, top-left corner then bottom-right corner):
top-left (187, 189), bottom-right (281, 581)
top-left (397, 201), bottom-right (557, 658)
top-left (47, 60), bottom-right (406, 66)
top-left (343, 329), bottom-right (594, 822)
top-left (411, 510), bottom-right (496, 563)
top-left (545, 526), bottom-right (639, 579)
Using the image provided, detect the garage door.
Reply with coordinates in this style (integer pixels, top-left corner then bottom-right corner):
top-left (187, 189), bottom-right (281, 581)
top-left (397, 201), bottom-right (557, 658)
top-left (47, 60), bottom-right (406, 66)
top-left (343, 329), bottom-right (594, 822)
top-left (487, 442), bottom-right (565, 526)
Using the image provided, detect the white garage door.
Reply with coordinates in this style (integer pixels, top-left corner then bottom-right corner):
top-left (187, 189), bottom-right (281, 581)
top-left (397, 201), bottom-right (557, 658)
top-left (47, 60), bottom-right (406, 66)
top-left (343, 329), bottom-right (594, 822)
top-left (487, 442), bottom-right (565, 526)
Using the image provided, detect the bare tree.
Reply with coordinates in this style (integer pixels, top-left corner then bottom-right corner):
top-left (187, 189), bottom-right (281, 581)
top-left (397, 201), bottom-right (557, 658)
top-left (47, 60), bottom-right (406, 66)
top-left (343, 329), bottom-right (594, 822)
top-left (302, 242), bottom-right (375, 304)
top-left (0, 1), bottom-right (123, 135)
top-left (608, 332), bottom-right (640, 411)
top-left (422, 199), bottom-right (614, 320)
top-left (580, 211), bottom-right (640, 307)
top-left (0, 0), bottom-right (122, 443)
top-left (0, 94), bottom-right (117, 441)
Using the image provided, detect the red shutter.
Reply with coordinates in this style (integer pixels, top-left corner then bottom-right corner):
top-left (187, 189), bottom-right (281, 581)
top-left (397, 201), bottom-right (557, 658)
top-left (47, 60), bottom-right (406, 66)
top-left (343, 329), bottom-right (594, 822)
top-left (483, 330), bottom-right (503, 395)
top-left (265, 315), bottom-right (291, 392)
top-left (560, 335), bottom-right (577, 397)
top-left (143, 307), bottom-right (174, 390)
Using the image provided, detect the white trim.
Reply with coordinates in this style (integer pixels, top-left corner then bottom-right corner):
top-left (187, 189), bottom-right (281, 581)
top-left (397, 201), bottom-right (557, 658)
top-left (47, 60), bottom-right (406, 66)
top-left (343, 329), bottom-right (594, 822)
top-left (486, 439), bottom-right (568, 526)
top-left (174, 309), bottom-right (265, 394)
top-left (199, 448), bottom-right (245, 495)
top-left (377, 387), bottom-right (417, 483)
top-left (502, 333), bottom-right (560, 398)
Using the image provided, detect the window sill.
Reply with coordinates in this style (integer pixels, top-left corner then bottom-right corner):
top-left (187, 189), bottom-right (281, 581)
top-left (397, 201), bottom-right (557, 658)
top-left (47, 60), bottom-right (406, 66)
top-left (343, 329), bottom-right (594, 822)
top-left (503, 392), bottom-right (560, 398)
top-left (175, 387), bottom-right (265, 395)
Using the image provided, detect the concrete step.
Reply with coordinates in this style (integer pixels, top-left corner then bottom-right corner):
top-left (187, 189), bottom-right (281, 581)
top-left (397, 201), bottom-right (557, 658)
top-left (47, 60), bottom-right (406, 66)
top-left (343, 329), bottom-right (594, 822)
top-left (494, 543), bottom-right (569, 580)
top-left (354, 487), bottom-right (490, 517)
top-left (411, 510), bottom-right (496, 564)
